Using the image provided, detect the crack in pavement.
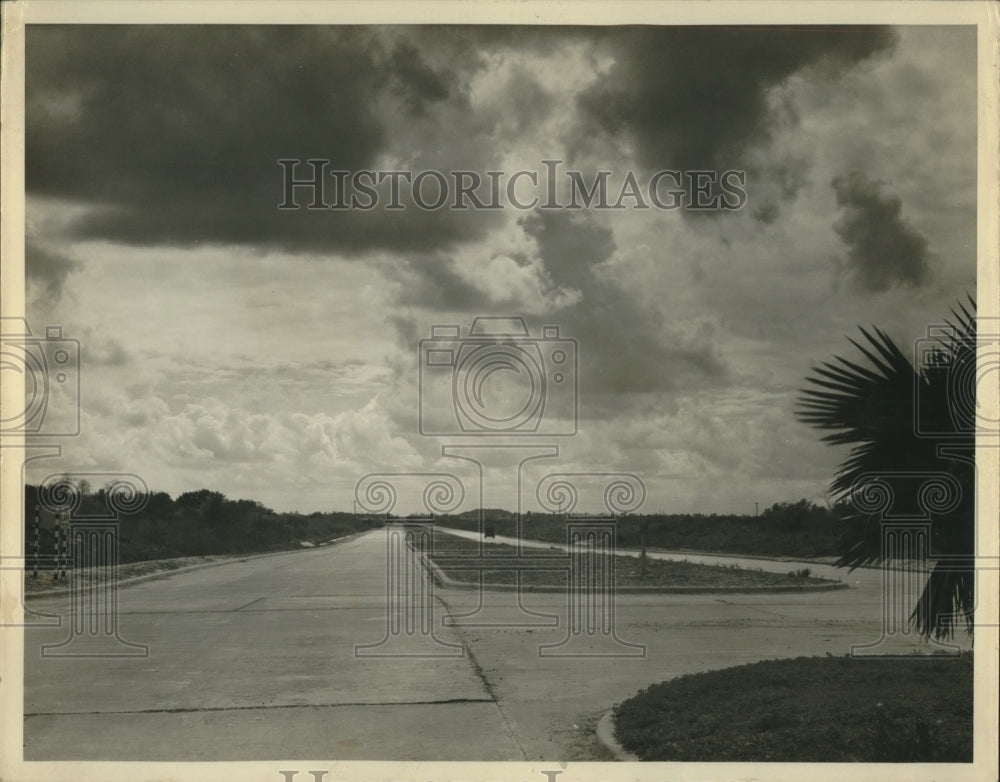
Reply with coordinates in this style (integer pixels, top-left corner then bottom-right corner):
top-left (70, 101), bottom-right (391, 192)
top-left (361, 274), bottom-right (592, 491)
top-left (24, 698), bottom-right (496, 718)
top-left (434, 592), bottom-right (528, 760)
top-left (232, 597), bottom-right (265, 611)
top-left (713, 597), bottom-right (789, 618)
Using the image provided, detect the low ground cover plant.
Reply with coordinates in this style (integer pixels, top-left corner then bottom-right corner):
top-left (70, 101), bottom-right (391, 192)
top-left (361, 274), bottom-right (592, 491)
top-left (614, 654), bottom-right (973, 762)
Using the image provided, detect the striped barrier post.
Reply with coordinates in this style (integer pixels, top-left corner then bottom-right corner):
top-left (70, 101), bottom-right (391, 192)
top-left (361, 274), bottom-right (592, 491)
top-left (32, 505), bottom-right (39, 580)
top-left (54, 513), bottom-right (62, 582)
top-left (40, 473), bottom-right (149, 658)
top-left (42, 515), bottom-right (148, 657)
top-left (51, 513), bottom-right (58, 582)
top-left (58, 512), bottom-right (68, 582)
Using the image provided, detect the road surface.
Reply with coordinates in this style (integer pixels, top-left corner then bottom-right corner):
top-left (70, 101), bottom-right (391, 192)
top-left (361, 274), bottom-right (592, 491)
top-left (21, 528), bottom-right (968, 761)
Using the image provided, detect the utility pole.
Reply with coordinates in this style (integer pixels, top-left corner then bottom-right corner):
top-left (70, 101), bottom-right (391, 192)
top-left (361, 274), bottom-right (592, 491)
top-left (755, 501), bottom-right (759, 517)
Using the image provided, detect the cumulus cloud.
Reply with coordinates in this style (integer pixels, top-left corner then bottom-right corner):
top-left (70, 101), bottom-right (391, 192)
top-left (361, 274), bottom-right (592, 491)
top-left (576, 26), bottom-right (896, 216)
top-left (521, 210), bottom-right (729, 395)
top-left (81, 333), bottom-right (131, 367)
top-left (386, 209), bottom-right (729, 398)
top-left (152, 397), bottom-right (421, 473)
top-left (831, 170), bottom-right (932, 292)
top-left (18, 25), bottom-right (978, 514)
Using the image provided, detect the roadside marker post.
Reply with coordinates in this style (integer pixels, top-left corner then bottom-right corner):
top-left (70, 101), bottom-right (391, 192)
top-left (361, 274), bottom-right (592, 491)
top-left (38, 474), bottom-right (150, 658)
top-left (56, 512), bottom-right (66, 582)
top-left (32, 504), bottom-right (39, 580)
top-left (42, 513), bottom-right (149, 657)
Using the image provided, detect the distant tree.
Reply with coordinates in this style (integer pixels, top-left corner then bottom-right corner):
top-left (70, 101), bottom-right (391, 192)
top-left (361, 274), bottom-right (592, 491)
top-left (797, 297), bottom-right (976, 639)
top-left (761, 499), bottom-right (816, 531)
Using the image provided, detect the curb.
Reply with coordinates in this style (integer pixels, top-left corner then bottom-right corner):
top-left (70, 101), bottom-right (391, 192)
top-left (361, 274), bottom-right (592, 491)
top-left (647, 547), bottom-right (932, 575)
top-left (434, 526), bottom-right (931, 576)
top-left (596, 710), bottom-right (640, 762)
top-left (24, 531), bottom-right (368, 601)
top-left (422, 552), bottom-right (849, 594)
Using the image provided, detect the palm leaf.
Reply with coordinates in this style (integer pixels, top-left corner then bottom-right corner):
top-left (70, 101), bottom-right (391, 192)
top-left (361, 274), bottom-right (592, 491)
top-left (796, 298), bottom-right (977, 638)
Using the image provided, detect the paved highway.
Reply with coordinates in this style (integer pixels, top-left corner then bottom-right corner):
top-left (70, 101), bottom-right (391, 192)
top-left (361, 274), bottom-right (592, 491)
top-left (21, 528), bottom-right (970, 761)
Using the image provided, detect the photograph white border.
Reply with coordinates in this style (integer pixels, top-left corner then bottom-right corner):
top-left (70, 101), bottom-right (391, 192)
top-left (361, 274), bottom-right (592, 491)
top-left (2, 2), bottom-right (997, 781)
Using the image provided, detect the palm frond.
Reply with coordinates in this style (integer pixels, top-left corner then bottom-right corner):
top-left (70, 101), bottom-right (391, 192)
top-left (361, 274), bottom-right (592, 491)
top-left (797, 297), bottom-right (977, 638)
top-left (911, 560), bottom-right (975, 639)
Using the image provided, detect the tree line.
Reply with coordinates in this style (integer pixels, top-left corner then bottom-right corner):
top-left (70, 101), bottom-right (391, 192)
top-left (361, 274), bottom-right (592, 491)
top-left (436, 499), bottom-right (849, 558)
top-left (23, 484), bottom-right (383, 565)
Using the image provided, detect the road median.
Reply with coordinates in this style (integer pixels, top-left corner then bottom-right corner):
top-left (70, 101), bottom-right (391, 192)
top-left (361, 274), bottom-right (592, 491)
top-left (420, 530), bottom-right (848, 594)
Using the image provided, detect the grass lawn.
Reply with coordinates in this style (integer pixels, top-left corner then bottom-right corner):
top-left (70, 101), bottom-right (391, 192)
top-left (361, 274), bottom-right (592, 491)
top-left (614, 654), bottom-right (973, 762)
top-left (428, 532), bottom-right (840, 589)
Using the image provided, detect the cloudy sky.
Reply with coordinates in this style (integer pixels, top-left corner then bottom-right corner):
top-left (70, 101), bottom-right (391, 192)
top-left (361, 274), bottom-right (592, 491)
top-left (23, 24), bottom-right (977, 515)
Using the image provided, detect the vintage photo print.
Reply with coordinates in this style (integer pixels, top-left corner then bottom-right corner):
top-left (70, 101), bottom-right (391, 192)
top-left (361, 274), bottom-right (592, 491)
top-left (1, 2), bottom-right (997, 782)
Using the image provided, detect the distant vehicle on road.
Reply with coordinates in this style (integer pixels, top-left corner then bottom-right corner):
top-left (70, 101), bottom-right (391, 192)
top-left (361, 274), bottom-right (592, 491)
top-left (484, 527), bottom-right (496, 539)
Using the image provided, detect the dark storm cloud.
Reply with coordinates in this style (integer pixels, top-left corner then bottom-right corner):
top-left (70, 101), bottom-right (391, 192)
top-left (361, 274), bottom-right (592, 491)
top-left (831, 171), bottom-right (931, 292)
top-left (578, 27), bottom-right (897, 213)
top-left (522, 211), bottom-right (728, 394)
top-left (25, 25), bottom-right (486, 254)
top-left (523, 209), bottom-right (615, 283)
top-left (388, 38), bottom-right (452, 115)
top-left (25, 242), bottom-right (80, 303)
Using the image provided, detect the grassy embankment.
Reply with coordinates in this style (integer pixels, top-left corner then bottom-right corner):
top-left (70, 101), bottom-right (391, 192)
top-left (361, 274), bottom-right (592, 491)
top-left (613, 654), bottom-right (973, 762)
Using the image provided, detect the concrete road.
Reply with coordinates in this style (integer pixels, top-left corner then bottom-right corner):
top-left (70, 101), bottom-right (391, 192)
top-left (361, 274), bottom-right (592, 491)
top-left (429, 527), bottom-right (971, 759)
top-left (22, 528), bottom-right (970, 761)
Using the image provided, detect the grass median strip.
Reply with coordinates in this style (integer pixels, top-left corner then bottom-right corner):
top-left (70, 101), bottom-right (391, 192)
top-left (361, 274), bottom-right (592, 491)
top-left (427, 533), bottom-right (839, 589)
top-left (613, 654), bottom-right (973, 762)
